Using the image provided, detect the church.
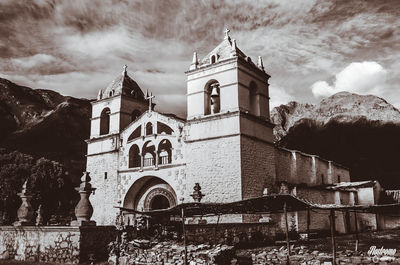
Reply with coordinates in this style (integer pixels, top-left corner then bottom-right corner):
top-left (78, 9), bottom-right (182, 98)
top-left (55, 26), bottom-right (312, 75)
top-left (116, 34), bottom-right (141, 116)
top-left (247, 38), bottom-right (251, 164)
top-left (86, 30), bottom-right (384, 233)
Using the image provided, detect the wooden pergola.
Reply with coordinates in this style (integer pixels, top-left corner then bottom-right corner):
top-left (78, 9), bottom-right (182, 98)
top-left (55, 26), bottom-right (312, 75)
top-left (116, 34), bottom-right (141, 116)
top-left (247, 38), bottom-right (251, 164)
top-left (116, 194), bottom-right (400, 265)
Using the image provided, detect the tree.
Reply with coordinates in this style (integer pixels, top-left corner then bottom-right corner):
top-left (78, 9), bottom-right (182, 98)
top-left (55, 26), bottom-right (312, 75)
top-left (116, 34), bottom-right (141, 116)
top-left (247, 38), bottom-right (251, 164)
top-left (0, 148), bottom-right (77, 224)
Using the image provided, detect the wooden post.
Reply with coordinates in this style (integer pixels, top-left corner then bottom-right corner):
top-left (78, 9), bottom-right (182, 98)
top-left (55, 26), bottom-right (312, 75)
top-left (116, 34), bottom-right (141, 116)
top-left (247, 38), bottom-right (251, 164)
top-left (181, 207), bottom-right (188, 265)
top-left (283, 202), bottom-right (291, 264)
top-left (306, 207), bottom-right (310, 242)
top-left (354, 211), bottom-right (359, 252)
top-left (329, 209), bottom-right (336, 265)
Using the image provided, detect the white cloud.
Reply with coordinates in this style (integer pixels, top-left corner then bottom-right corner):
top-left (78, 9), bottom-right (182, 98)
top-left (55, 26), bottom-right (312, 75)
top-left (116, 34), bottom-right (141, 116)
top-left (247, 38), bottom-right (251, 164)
top-left (269, 85), bottom-right (294, 108)
top-left (11, 54), bottom-right (57, 69)
top-left (311, 61), bottom-right (387, 98)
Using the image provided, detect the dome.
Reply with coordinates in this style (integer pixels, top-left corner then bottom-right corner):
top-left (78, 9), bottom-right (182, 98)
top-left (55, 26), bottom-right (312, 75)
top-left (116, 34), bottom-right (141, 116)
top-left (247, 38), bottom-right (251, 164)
top-left (101, 65), bottom-right (145, 101)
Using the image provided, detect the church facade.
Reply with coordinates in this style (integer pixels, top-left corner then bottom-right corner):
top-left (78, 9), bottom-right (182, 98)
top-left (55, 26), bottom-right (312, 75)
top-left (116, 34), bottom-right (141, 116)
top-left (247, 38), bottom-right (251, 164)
top-left (86, 31), bottom-right (360, 231)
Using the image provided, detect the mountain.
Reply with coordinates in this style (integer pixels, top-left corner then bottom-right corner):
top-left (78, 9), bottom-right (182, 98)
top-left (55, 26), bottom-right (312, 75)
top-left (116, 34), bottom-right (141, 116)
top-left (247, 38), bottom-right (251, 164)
top-left (271, 92), bottom-right (400, 188)
top-left (0, 78), bottom-right (91, 183)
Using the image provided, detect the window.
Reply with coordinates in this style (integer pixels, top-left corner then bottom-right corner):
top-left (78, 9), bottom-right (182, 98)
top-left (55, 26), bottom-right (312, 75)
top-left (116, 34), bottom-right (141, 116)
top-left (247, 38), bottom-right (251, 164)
top-left (338, 175), bottom-right (341, 183)
top-left (321, 174), bottom-right (324, 184)
top-left (142, 141), bottom-right (156, 167)
top-left (158, 139), bottom-right (172, 165)
top-left (210, 54), bottom-right (216, 64)
top-left (100, 108), bottom-right (111, 135)
top-left (131, 109), bottom-right (141, 122)
top-left (145, 122), bottom-right (153, 135)
top-left (128, 144), bottom-right (141, 168)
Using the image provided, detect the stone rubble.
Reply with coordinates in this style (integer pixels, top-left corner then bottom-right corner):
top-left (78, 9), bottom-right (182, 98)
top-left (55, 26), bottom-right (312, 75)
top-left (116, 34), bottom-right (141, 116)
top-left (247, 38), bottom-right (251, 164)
top-left (109, 241), bottom-right (235, 265)
top-left (246, 245), bottom-right (400, 265)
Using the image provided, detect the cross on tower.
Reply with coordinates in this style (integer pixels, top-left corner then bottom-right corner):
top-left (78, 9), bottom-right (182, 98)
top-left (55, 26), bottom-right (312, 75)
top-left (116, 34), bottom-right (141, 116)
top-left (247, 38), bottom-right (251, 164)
top-left (145, 90), bottom-right (155, 111)
top-left (224, 28), bottom-right (230, 39)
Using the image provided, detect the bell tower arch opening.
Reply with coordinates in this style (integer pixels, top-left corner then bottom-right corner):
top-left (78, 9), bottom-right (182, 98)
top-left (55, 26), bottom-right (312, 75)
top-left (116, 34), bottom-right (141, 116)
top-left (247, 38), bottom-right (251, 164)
top-left (204, 80), bottom-right (220, 115)
top-left (100, 108), bottom-right (111, 135)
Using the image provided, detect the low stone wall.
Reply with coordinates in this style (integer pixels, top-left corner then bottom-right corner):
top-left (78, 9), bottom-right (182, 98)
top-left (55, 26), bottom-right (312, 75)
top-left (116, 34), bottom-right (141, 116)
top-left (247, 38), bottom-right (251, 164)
top-left (0, 225), bottom-right (117, 264)
top-left (110, 242), bottom-right (235, 265)
top-left (185, 222), bottom-right (280, 245)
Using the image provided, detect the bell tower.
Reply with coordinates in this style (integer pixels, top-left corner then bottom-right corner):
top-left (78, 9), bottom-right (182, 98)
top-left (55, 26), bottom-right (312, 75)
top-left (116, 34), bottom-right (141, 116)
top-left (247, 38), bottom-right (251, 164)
top-left (186, 29), bottom-right (271, 121)
top-left (86, 65), bottom-right (149, 224)
top-left (184, 30), bottom-right (276, 213)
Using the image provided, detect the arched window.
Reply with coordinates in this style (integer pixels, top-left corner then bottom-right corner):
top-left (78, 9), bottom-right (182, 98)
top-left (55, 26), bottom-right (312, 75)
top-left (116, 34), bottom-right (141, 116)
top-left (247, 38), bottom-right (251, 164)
top-left (109, 91), bottom-right (113, 97)
top-left (128, 126), bottom-right (141, 141)
top-left (158, 139), bottom-right (172, 165)
top-left (249, 81), bottom-right (258, 116)
top-left (100, 108), bottom-right (111, 135)
top-left (210, 54), bottom-right (216, 64)
top-left (157, 122), bottom-right (173, 135)
top-left (205, 80), bottom-right (220, 115)
top-left (128, 144), bottom-right (140, 168)
top-left (145, 122), bottom-right (153, 135)
top-left (131, 109), bottom-right (141, 122)
top-left (142, 140), bottom-right (155, 167)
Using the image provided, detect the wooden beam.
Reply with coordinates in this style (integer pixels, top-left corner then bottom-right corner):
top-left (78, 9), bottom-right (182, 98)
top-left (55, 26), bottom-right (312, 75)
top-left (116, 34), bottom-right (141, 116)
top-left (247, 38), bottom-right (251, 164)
top-left (307, 207), bottom-right (311, 242)
top-left (283, 202), bottom-right (291, 264)
top-left (354, 211), bottom-right (359, 252)
top-left (329, 209), bottom-right (336, 264)
top-left (181, 208), bottom-right (188, 265)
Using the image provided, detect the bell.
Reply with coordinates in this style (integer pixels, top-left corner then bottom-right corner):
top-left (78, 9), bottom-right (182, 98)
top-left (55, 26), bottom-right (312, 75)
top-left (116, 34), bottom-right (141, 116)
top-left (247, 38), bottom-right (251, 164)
top-left (210, 84), bottom-right (219, 97)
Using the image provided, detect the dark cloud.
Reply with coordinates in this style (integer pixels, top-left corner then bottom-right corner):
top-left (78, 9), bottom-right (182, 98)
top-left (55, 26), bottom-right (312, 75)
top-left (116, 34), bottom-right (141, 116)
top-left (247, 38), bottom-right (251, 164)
top-left (1, 0), bottom-right (400, 115)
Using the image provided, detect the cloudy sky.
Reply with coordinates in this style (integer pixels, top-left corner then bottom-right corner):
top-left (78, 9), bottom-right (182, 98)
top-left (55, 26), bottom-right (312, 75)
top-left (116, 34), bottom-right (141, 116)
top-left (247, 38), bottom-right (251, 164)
top-left (1, 0), bottom-right (400, 117)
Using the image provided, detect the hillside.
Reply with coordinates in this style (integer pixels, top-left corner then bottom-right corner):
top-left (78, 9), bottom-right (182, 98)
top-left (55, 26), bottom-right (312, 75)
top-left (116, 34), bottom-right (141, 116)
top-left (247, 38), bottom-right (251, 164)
top-left (0, 78), bottom-right (91, 183)
top-left (271, 92), bottom-right (400, 188)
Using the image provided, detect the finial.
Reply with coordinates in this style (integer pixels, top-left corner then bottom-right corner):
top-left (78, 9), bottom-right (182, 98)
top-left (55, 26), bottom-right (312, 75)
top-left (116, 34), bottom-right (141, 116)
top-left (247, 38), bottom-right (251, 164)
top-left (192, 52), bottom-right (198, 64)
top-left (258, 56), bottom-right (265, 71)
top-left (190, 52), bottom-right (199, 70)
top-left (230, 39), bottom-right (237, 57)
top-left (224, 28), bottom-right (230, 40)
top-left (97, 89), bottom-right (103, 100)
top-left (123, 64), bottom-right (127, 75)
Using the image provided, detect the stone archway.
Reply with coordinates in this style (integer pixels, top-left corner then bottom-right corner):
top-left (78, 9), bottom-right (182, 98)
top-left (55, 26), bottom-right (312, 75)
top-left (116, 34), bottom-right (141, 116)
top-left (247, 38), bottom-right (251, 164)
top-left (123, 176), bottom-right (177, 212)
top-left (144, 187), bottom-right (176, 211)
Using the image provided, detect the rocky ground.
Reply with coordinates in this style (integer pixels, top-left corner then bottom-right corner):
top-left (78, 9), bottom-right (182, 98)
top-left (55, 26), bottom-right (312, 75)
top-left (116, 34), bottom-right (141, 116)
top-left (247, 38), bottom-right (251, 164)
top-left (1, 228), bottom-right (399, 264)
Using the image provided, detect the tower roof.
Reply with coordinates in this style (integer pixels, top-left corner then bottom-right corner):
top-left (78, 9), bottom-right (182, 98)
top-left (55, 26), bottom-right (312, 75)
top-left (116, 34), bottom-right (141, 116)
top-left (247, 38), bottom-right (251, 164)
top-left (101, 65), bottom-right (145, 100)
top-left (199, 29), bottom-right (248, 66)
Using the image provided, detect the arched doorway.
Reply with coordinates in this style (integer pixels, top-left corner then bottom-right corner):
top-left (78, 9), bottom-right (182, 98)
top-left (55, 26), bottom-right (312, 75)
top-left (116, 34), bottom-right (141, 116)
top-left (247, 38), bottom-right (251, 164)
top-left (150, 195), bottom-right (170, 210)
top-left (123, 176), bottom-right (177, 211)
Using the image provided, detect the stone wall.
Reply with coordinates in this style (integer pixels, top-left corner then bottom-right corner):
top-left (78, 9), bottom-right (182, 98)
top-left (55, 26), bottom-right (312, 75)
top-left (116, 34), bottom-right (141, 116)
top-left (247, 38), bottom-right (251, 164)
top-left (241, 136), bottom-right (277, 199)
top-left (275, 148), bottom-right (350, 186)
top-left (185, 135), bottom-right (242, 204)
top-left (0, 226), bottom-right (116, 264)
top-left (87, 152), bottom-right (120, 225)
